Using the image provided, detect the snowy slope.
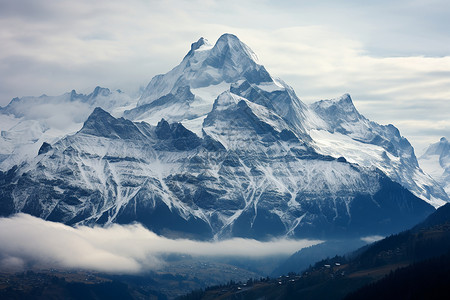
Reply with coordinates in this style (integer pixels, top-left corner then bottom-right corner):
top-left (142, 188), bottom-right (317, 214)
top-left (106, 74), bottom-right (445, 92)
top-left (419, 137), bottom-right (450, 195)
top-left (307, 94), bottom-right (448, 208)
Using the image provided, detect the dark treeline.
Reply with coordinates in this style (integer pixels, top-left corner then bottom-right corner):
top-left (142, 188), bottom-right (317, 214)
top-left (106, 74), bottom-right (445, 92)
top-left (0, 274), bottom-right (133, 300)
top-left (345, 251), bottom-right (450, 300)
top-left (177, 277), bottom-right (273, 300)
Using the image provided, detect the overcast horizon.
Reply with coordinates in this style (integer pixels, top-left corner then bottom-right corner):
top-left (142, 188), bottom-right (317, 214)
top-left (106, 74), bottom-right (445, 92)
top-left (1, 0), bottom-right (449, 153)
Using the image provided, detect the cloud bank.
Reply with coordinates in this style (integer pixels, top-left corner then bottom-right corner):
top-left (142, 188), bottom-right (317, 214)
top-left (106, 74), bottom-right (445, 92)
top-left (0, 214), bottom-right (321, 274)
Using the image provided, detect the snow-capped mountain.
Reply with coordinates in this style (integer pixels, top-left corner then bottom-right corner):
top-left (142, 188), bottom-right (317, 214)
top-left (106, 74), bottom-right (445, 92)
top-left (124, 34), bottom-right (308, 136)
top-left (308, 94), bottom-right (448, 208)
top-left (125, 34), bottom-right (448, 208)
top-left (0, 33), bottom-right (447, 240)
top-left (0, 87), bottom-right (135, 171)
top-left (124, 34), bottom-right (446, 208)
top-left (419, 137), bottom-right (450, 195)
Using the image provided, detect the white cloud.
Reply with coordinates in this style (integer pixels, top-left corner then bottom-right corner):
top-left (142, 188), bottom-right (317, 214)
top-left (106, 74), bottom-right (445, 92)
top-left (0, 214), bottom-right (321, 274)
top-left (361, 235), bottom-right (384, 244)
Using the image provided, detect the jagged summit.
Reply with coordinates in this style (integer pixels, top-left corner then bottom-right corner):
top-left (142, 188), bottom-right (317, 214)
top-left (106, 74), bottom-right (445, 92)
top-left (89, 86), bottom-right (111, 99)
top-left (1, 86), bottom-right (125, 117)
top-left (310, 94), bottom-right (365, 132)
top-left (209, 33), bottom-right (259, 64)
top-left (423, 136), bottom-right (449, 157)
top-left (191, 37), bottom-right (210, 51)
top-left (79, 107), bottom-right (143, 140)
top-left (184, 37), bottom-right (212, 58)
top-left (138, 34), bottom-right (272, 107)
top-left (69, 87), bottom-right (111, 102)
top-left (312, 94), bottom-right (357, 114)
top-left (186, 34), bottom-right (258, 63)
top-left (85, 107), bottom-right (112, 120)
top-left (126, 34), bottom-right (279, 137)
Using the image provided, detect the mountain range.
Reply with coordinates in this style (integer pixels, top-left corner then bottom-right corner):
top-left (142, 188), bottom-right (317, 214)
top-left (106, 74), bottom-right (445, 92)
top-left (0, 33), bottom-right (448, 240)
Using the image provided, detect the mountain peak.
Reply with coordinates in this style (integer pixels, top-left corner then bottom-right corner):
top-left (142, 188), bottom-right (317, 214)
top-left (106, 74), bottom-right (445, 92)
top-left (339, 93), bottom-right (353, 104)
top-left (70, 89), bottom-right (84, 101)
top-left (191, 37), bottom-right (210, 51)
top-left (419, 137), bottom-right (450, 196)
top-left (155, 118), bottom-right (201, 150)
top-left (210, 33), bottom-right (259, 64)
top-left (184, 37), bottom-right (212, 58)
top-left (79, 107), bottom-right (143, 140)
top-left (422, 136), bottom-right (450, 158)
top-left (88, 86), bottom-right (111, 99)
top-left (90, 106), bottom-right (110, 117)
top-left (216, 33), bottom-right (241, 44)
top-left (312, 93), bottom-right (359, 116)
top-left (139, 33), bottom-right (271, 106)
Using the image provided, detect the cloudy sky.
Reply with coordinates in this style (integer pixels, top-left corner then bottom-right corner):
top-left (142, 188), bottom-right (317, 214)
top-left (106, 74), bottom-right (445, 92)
top-left (1, 0), bottom-right (449, 152)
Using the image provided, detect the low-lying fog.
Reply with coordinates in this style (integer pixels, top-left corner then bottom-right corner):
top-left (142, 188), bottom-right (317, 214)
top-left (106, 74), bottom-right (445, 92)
top-left (0, 213), bottom-right (322, 274)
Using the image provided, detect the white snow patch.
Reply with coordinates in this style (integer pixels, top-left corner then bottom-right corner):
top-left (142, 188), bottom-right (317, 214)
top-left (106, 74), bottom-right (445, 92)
top-left (256, 81), bottom-right (285, 93)
top-left (310, 129), bottom-right (399, 169)
top-left (182, 116), bottom-right (207, 137)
